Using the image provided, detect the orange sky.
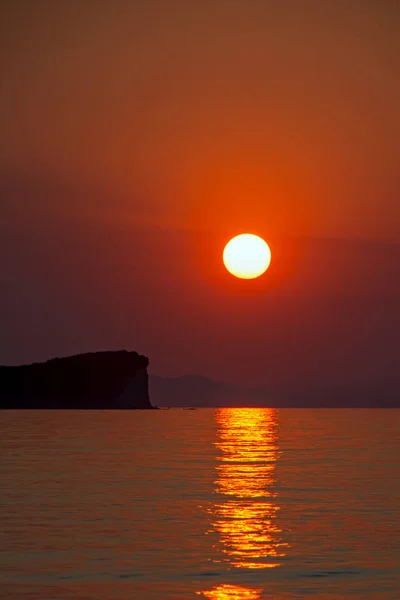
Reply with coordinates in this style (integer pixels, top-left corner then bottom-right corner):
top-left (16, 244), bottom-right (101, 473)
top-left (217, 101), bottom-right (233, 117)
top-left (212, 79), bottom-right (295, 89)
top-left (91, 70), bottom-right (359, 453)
top-left (0, 2), bottom-right (399, 391)
top-left (1, 0), bottom-right (399, 239)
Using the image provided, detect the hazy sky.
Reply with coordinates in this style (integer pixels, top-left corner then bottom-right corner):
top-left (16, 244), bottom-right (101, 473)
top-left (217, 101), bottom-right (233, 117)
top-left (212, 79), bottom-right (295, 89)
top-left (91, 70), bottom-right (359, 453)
top-left (1, 1), bottom-right (399, 393)
top-left (1, 0), bottom-right (399, 237)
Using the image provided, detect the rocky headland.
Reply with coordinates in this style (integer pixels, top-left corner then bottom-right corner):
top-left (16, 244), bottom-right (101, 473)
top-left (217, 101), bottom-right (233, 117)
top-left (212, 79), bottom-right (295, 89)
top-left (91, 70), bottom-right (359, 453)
top-left (0, 350), bottom-right (154, 409)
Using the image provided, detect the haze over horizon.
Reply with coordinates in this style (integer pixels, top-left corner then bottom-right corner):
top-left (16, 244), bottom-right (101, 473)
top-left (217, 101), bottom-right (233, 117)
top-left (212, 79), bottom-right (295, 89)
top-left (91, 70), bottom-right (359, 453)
top-left (1, 1), bottom-right (399, 399)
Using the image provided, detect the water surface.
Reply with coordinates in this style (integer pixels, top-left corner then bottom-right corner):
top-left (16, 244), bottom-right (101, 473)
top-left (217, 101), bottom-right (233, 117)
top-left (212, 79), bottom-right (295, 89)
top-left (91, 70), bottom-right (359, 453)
top-left (0, 409), bottom-right (399, 599)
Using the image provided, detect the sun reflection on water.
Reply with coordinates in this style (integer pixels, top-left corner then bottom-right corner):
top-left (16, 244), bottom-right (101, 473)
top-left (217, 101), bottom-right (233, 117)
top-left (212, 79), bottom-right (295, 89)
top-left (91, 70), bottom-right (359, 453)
top-left (197, 583), bottom-right (263, 599)
top-left (212, 408), bottom-right (287, 569)
top-left (198, 408), bottom-right (288, 599)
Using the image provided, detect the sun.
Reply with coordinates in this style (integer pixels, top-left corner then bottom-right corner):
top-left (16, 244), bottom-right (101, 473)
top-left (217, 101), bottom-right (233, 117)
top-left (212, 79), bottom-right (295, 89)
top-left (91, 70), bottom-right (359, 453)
top-left (223, 234), bottom-right (271, 279)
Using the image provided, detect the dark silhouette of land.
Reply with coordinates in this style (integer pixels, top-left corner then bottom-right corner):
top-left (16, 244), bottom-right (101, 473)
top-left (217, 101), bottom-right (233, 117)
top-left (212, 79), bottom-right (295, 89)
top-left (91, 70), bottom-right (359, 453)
top-left (0, 351), bottom-right (154, 409)
top-left (150, 374), bottom-right (399, 408)
top-left (150, 375), bottom-right (252, 407)
top-left (1, 350), bottom-right (397, 409)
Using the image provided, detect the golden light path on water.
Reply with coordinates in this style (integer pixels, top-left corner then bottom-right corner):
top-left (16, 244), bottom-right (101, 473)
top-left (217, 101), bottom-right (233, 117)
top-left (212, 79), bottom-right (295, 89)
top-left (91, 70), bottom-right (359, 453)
top-left (198, 408), bottom-right (289, 600)
top-left (199, 583), bottom-right (263, 599)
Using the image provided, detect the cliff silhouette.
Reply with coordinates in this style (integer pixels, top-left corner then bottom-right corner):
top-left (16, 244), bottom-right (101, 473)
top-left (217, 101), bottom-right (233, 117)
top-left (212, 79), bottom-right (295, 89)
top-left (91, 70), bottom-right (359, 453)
top-left (0, 350), bottom-right (154, 409)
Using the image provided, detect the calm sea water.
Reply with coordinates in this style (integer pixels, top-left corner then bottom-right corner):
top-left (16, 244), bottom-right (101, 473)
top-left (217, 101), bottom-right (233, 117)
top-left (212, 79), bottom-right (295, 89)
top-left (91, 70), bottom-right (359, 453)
top-left (0, 409), bottom-right (399, 599)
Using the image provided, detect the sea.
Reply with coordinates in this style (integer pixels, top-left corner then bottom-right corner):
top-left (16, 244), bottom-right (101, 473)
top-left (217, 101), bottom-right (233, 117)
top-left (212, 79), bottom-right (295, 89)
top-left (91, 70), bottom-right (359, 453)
top-left (0, 409), bottom-right (399, 599)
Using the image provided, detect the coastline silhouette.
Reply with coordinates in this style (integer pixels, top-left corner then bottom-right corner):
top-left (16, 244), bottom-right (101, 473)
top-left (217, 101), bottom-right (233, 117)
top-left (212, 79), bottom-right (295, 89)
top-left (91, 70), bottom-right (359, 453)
top-left (0, 351), bottom-right (153, 409)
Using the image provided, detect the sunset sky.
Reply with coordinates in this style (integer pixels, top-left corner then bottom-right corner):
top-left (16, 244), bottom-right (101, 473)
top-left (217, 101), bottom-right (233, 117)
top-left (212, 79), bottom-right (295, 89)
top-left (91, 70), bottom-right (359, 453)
top-left (1, 1), bottom-right (399, 397)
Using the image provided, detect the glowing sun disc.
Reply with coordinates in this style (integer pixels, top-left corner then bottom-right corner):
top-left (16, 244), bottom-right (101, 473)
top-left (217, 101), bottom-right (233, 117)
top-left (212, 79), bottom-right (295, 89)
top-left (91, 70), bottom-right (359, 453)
top-left (223, 234), bottom-right (271, 279)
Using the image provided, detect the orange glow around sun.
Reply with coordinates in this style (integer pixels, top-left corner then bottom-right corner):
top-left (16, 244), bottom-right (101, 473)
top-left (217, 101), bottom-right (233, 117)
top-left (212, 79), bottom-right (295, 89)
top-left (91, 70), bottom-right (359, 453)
top-left (223, 234), bottom-right (271, 279)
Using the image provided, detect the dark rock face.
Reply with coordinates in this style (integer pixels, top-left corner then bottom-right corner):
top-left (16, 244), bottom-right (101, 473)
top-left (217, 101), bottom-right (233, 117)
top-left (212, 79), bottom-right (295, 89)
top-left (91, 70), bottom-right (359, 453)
top-left (0, 351), bottom-right (154, 409)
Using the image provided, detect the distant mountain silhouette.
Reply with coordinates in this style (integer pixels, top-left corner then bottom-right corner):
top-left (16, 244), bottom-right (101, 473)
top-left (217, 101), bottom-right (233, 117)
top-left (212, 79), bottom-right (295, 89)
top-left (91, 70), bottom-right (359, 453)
top-left (149, 374), bottom-right (399, 408)
top-left (149, 374), bottom-right (272, 407)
